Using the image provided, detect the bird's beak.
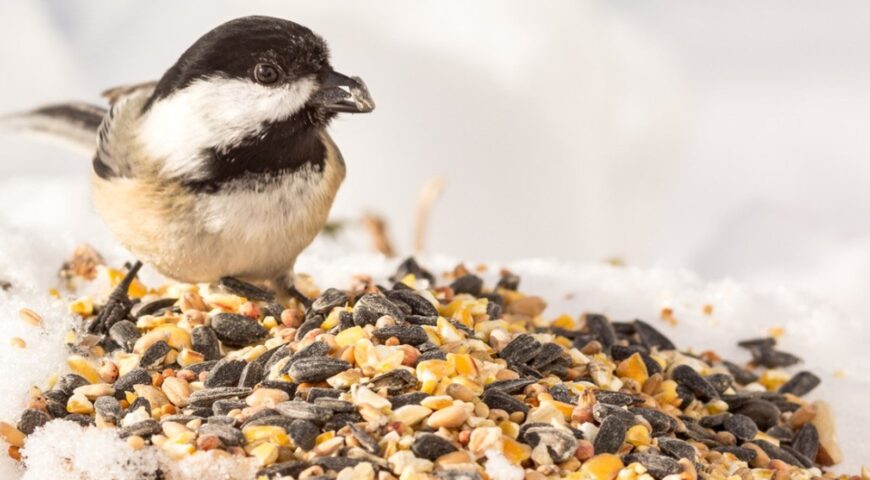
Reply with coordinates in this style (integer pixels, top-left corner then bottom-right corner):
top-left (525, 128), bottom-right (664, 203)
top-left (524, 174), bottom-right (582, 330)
top-left (310, 71), bottom-right (375, 113)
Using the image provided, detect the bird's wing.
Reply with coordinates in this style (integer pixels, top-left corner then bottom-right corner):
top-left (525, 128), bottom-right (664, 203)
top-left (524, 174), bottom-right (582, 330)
top-left (0, 102), bottom-right (107, 154)
top-left (101, 81), bottom-right (158, 106)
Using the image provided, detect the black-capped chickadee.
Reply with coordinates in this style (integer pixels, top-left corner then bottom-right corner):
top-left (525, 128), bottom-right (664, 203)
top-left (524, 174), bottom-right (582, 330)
top-left (2, 16), bottom-right (374, 310)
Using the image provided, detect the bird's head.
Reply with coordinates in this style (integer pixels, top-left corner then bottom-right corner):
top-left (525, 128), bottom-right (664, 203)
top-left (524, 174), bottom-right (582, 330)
top-left (139, 16), bottom-right (374, 180)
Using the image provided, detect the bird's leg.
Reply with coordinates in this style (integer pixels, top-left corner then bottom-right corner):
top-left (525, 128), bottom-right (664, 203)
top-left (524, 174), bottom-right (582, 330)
top-left (218, 276), bottom-right (284, 318)
top-left (272, 272), bottom-right (312, 311)
top-left (88, 260), bottom-right (143, 334)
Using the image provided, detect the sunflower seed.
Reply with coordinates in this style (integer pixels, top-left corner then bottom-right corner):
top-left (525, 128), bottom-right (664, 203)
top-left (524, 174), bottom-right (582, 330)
top-left (751, 439), bottom-right (806, 467)
top-left (139, 340), bottom-right (171, 368)
top-left (198, 423), bottom-right (244, 447)
top-left (212, 399), bottom-right (247, 416)
top-left (793, 423), bottom-right (819, 460)
top-left (633, 319), bottom-right (675, 351)
top-left (390, 392), bottom-right (429, 409)
top-left (705, 373), bottom-right (733, 395)
top-left (313, 398), bottom-right (355, 413)
top-left (294, 316), bottom-right (322, 341)
top-left (485, 377), bottom-right (537, 395)
top-left (495, 273), bottom-right (520, 291)
top-left (287, 356), bottom-right (350, 383)
top-left (672, 365), bottom-right (719, 401)
top-left (94, 396), bottom-right (122, 423)
top-left (449, 275), bottom-right (483, 296)
top-left (372, 324), bottom-right (428, 345)
top-left (481, 388), bottom-right (528, 414)
top-left (108, 320), bottom-right (140, 352)
top-left (17, 409), bottom-right (49, 435)
top-left (594, 390), bottom-right (637, 406)
top-left (412, 433), bottom-right (457, 461)
top-left (306, 387), bottom-right (342, 402)
top-left (204, 358), bottom-right (247, 388)
top-left (386, 290), bottom-right (438, 317)
top-left (498, 334), bottom-right (541, 364)
top-left (218, 277), bottom-right (275, 302)
top-left (778, 371), bottom-right (821, 397)
top-left (712, 445), bottom-right (757, 462)
top-left (405, 315), bottom-right (438, 326)
top-left (593, 414), bottom-right (631, 454)
top-left (530, 343), bottom-right (566, 369)
top-left (323, 412), bottom-right (363, 431)
top-left (119, 419), bottom-right (161, 439)
top-left (133, 297), bottom-right (178, 318)
top-left (349, 423), bottom-right (380, 454)
top-left (275, 400), bottom-right (332, 423)
top-left (211, 313), bottom-right (268, 347)
top-left (311, 288), bottom-right (347, 314)
top-left (623, 453), bottom-right (682, 479)
top-left (723, 414), bottom-right (758, 441)
top-left (188, 387), bottom-right (252, 407)
top-left (390, 257), bottom-right (435, 284)
top-left (114, 368), bottom-right (152, 396)
top-left (287, 419), bottom-right (319, 450)
top-left (731, 398), bottom-right (781, 431)
top-left (353, 293), bottom-right (405, 325)
top-left (657, 437), bottom-right (696, 461)
top-left (257, 461), bottom-right (311, 480)
top-left (192, 326), bottom-right (222, 361)
top-left (238, 360), bottom-right (265, 388)
top-left (750, 346), bottom-right (802, 368)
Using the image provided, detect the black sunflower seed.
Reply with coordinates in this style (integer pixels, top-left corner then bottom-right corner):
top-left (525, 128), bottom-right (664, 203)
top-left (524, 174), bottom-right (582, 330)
top-left (17, 409), bottom-right (49, 435)
top-left (594, 390), bottom-right (637, 406)
top-left (498, 334), bottom-right (542, 364)
top-left (212, 399), bottom-right (247, 416)
top-left (139, 340), bottom-right (171, 368)
top-left (778, 371), bottom-right (821, 397)
top-left (133, 297), bottom-right (178, 318)
top-left (390, 392), bottom-right (429, 409)
top-left (412, 433), bottom-right (457, 461)
top-left (390, 257), bottom-right (435, 285)
top-left (750, 346), bottom-right (802, 369)
top-left (94, 396), bottom-right (122, 423)
top-left (62, 414), bottom-right (95, 427)
top-left (188, 387), bottom-right (252, 407)
top-left (199, 423), bottom-right (245, 447)
top-left (275, 401), bottom-right (332, 424)
top-left (485, 378), bottom-right (537, 395)
top-left (495, 273), bottom-right (520, 291)
top-left (657, 437), bottom-right (696, 461)
top-left (119, 419), bottom-right (161, 439)
top-left (218, 277), bottom-right (275, 302)
top-left (386, 290), bottom-right (438, 317)
top-left (349, 423), bottom-right (380, 454)
top-left (257, 461), bottom-right (311, 480)
top-left (793, 423), bottom-right (819, 460)
top-left (108, 320), bottom-right (140, 352)
top-left (295, 316), bottom-right (323, 341)
top-left (191, 326), bottom-right (222, 361)
top-left (311, 288), bottom-right (348, 314)
top-left (287, 356), bottom-right (350, 383)
top-left (751, 439), bottom-right (807, 467)
top-left (633, 319), bottom-right (676, 351)
top-left (737, 337), bottom-right (777, 350)
top-left (450, 274), bottom-right (483, 296)
top-left (282, 341), bottom-right (330, 374)
top-left (306, 387), bottom-right (342, 402)
top-left (481, 388), bottom-right (528, 414)
top-left (353, 293), bottom-right (406, 326)
top-left (58, 374), bottom-right (90, 395)
top-left (287, 419), bottom-right (320, 450)
top-left (672, 365), bottom-right (719, 401)
top-left (629, 407), bottom-right (676, 435)
top-left (584, 314), bottom-right (616, 353)
top-left (699, 412), bottom-right (729, 429)
top-left (593, 414), bottom-right (631, 454)
top-left (712, 445), bottom-right (757, 462)
top-left (623, 453), bottom-right (682, 479)
top-left (705, 373), bottom-right (733, 395)
top-left (530, 343), bottom-right (565, 369)
top-left (549, 384), bottom-right (577, 404)
top-left (313, 398), bottom-right (355, 413)
top-left (211, 313), bottom-right (268, 347)
top-left (405, 315), bottom-right (439, 326)
top-left (372, 324), bottom-right (429, 345)
top-left (731, 398), bottom-right (781, 431)
top-left (238, 360), bottom-right (265, 388)
top-left (204, 358), bottom-right (247, 388)
top-left (592, 402), bottom-right (635, 424)
top-left (723, 414), bottom-right (758, 441)
top-left (113, 368), bottom-right (152, 397)
top-left (323, 412), bottom-right (363, 431)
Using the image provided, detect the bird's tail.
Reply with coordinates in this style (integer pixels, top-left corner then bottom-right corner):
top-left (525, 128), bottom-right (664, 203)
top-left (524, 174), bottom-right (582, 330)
top-left (0, 102), bottom-right (107, 154)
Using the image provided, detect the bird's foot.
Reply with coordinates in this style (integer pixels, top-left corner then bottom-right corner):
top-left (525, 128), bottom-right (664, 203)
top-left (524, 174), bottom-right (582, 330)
top-left (88, 260), bottom-right (143, 334)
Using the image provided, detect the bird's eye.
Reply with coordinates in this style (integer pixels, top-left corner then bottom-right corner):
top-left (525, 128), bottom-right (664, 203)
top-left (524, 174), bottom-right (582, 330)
top-left (254, 63), bottom-right (280, 84)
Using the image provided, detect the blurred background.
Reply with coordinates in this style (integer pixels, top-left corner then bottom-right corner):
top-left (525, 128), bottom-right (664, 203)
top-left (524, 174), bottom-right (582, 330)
top-left (1, 0), bottom-right (869, 321)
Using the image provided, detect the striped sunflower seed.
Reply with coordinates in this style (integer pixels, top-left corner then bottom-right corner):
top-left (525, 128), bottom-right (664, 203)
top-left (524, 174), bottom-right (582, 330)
top-left (287, 356), bottom-right (350, 383)
top-left (210, 313), bottom-right (268, 347)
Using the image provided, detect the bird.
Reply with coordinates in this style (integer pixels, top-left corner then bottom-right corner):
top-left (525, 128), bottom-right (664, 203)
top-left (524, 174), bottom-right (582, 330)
top-left (1, 15), bottom-right (374, 326)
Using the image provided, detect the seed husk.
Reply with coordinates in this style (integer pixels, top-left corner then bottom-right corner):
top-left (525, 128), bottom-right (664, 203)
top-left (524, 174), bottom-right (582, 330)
top-left (353, 293), bottom-right (405, 325)
top-left (210, 313), bottom-right (268, 347)
top-left (793, 422), bottom-right (820, 461)
top-left (778, 370), bottom-right (821, 397)
top-left (119, 419), bottom-right (162, 439)
top-left (521, 425), bottom-right (578, 463)
top-left (198, 423), bottom-right (244, 447)
top-left (623, 452), bottom-right (682, 479)
top-left (481, 388), bottom-right (528, 414)
top-left (274, 401), bottom-right (332, 424)
top-left (287, 419), bottom-right (319, 450)
top-left (108, 320), bottom-right (140, 352)
top-left (113, 368), bottom-right (152, 396)
top-left (188, 387), bottom-right (252, 407)
top-left (372, 324), bottom-right (428, 345)
top-left (386, 290), bottom-right (438, 317)
top-left (656, 437), bottom-right (696, 461)
top-left (593, 414), bottom-right (631, 454)
top-left (449, 274), bottom-right (483, 296)
top-left (671, 365), bottom-right (719, 401)
top-left (204, 358), bottom-right (247, 388)
top-left (723, 413), bottom-right (759, 441)
top-left (498, 334), bottom-right (541, 364)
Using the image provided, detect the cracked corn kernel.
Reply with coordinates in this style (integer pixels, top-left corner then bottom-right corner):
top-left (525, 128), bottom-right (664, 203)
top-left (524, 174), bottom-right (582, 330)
top-left (67, 355), bottom-right (101, 384)
top-left (151, 324), bottom-right (192, 351)
top-left (243, 426), bottom-right (289, 447)
top-left (416, 359), bottom-right (455, 394)
top-left (177, 348), bottom-right (204, 367)
top-left (66, 393), bottom-right (94, 415)
top-left (336, 326), bottom-right (365, 347)
top-left (69, 297), bottom-right (94, 316)
top-left (616, 353), bottom-right (649, 384)
top-left (502, 436), bottom-right (531, 463)
top-left (447, 353), bottom-right (478, 377)
top-left (626, 424), bottom-right (651, 447)
top-left (250, 442), bottom-right (279, 466)
top-left (579, 454), bottom-right (625, 480)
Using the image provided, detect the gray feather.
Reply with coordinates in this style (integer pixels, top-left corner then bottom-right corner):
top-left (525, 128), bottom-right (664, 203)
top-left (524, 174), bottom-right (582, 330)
top-left (0, 102), bottom-right (107, 153)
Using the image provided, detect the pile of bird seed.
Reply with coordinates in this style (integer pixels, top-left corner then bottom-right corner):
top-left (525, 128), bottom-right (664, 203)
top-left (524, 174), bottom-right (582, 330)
top-left (0, 253), bottom-right (855, 480)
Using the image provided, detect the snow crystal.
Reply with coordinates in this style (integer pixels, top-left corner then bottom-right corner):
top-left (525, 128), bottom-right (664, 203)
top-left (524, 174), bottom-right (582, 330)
top-left (484, 449), bottom-right (524, 480)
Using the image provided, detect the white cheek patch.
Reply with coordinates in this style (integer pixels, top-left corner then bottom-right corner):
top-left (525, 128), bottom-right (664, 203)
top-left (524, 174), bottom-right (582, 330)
top-left (138, 76), bottom-right (317, 180)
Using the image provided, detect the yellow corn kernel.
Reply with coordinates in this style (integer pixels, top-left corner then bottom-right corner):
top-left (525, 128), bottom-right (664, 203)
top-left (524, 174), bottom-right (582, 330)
top-left (552, 314), bottom-right (577, 330)
top-left (49, 288), bottom-right (60, 298)
top-left (554, 336), bottom-right (574, 348)
top-left (67, 393), bottom-right (94, 414)
top-left (45, 372), bottom-right (58, 390)
top-left (125, 391), bottom-right (138, 405)
top-left (760, 370), bottom-right (789, 391)
top-left (499, 420), bottom-right (520, 439)
top-left (447, 353), bottom-right (478, 377)
top-left (243, 425), bottom-right (288, 446)
top-left (420, 395), bottom-right (454, 410)
top-left (416, 359), bottom-right (455, 394)
top-left (626, 424), bottom-right (651, 447)
top-left (117, 352), bottom-right (143, 377)
top-left (550, 400), bottom-right (575, 419)
top-left (67, 355), bottom-right (101, 384)
top-left (178, 348), bottom-right (205, 367)
top-left (616, 353), bottom-right (649, 385)
top-left (163, 441), bottom-right (195, 458)
top-left (421, 325), bottom-right (442, 346)
top-left (315, 431), bottom-right (335, 445)
top-left (579, 453), bottom-right (625, 480)
top-left (336, 326), bottom-right (365, 347)
top-left (437, 317), bottom-right (465, 343)
top-left (706, 399), bottom-right (729, 415)
top-left (262, 316), bottom-right (277, 330)
top-left (450, 376), bottom-right (484, 396)
top-left (152, 324), bottom-right (192, 351)
top-left (69, 297), bottom-right (94, 316)
top-left (249, 442), bottom-right (279, 466)
top-left (655, 380), bottom-right (680, 406)
top-left (400, 274), bottom-right (416, 289)
top-left (320, 307), bottom-right (348, 330)
top-left (241, 345), bottom-right (267, 363)
top-left (502, 436), bottom-right (531, 463)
